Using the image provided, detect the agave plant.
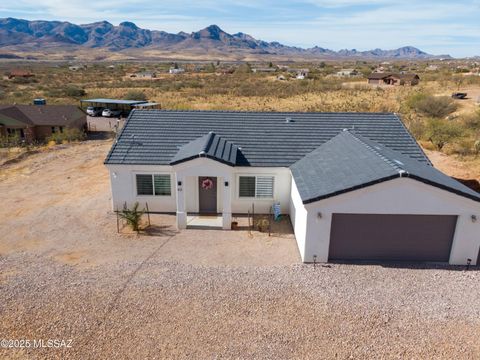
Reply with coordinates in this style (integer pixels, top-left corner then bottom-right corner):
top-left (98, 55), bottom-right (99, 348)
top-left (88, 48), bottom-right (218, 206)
top-left (118, 202), bottom-right (145, 232)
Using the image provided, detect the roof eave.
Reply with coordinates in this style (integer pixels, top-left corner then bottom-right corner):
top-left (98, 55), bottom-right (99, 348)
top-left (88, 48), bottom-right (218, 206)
top-left (302, 173), bottom-right (480, 205)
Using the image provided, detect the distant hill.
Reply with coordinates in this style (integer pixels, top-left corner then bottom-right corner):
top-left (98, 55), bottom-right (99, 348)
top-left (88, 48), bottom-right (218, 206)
top-left (0, 18), bottom-right (452, 60)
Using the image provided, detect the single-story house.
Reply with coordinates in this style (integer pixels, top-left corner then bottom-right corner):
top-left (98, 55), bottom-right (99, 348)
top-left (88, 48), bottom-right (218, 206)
top-left (368, 73), bottom-right (420, 86)
top-left (0, 104), bottom-right (86, 142)
top-left (7, 70), bottom-right (34, 79)
top-left (105, 110), bottom-right (480, 265)
top-left (169, 67), bottom-right (185, 74)
top-left (336, 69), bottom-right (360, 77)
top-left (252, 68), bottom-right (277, 73)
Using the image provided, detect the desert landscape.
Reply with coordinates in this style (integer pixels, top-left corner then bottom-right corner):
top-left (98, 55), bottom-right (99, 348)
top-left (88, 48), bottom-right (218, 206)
top-left (1, 19), bottom-right (480, 359)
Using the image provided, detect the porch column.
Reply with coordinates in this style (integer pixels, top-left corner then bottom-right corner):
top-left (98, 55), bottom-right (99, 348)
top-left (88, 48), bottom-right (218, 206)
top-left (175, 173), bottom-right (187, 229)
top-left (222, 176), bottom-right (232, 230)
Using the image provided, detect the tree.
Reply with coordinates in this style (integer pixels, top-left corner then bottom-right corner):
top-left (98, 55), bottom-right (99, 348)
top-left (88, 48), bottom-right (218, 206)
top-left (125, 90), bottom-right (147, 101)
top-left (425, 118), bottom-right (463, 150)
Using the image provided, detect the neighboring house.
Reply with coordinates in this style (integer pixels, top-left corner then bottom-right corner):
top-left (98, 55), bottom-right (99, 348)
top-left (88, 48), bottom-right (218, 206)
top-left (288, 68), bottom-right (309, 79)
top-left (0, 105), bottom-right (86, 142)
top-left (132, 71), bottom-right (157, 79)
top-left (105, 111), bottom-right (480, 265)
top-left (7, 70), bottom-right (34, 79)
top-left (252, 68), bottom-right (277, 73)
top-left (336, 69), bottom-right (360, 77)
top-left (367, 73), bottom-right (420, 86)
top-left (169, 67), bottom-right (185, 74)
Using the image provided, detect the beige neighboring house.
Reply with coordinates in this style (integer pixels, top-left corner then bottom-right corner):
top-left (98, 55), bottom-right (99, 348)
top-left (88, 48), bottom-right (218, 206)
top-left (0, 104), bottom-right (86, 142)
top-left (368, 73), bottom-right (420, 86)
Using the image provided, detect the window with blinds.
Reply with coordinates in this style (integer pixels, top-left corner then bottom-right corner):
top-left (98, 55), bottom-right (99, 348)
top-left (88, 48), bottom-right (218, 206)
top-left (154, 175), bottom-right (171, 195)
top-left (239, 176), bottom-right (256, 197)
top-left (136, 174), bottom-right (171, 196)
top-left (239, 176), bottom-right (274, 199)
top-left (256, 176), bottom-right (274, 198)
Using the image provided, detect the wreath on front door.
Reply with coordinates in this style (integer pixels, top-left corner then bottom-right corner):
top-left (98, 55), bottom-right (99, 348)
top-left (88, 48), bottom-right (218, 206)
top-left (201, 178), bottom-right (214, 190)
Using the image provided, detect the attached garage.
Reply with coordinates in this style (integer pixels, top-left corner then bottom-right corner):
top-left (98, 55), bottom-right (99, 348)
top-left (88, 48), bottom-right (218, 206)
top-left (290, 130), bottom-right (480, 265)
top-left (328, 214), bottom-right (457, 262)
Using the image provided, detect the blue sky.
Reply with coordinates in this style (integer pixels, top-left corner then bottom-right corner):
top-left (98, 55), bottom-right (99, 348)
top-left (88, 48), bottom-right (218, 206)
top-left (1, 0), bottom-right (480, 57)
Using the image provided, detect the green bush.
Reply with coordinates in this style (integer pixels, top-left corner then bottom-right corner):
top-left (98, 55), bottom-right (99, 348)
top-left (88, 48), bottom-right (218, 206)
top-left (408, 93), bottom-right (457, 118)
top-left (47, 128), bottom-right (86, 144)
top-left (424, 118), bottom-right (464, 150)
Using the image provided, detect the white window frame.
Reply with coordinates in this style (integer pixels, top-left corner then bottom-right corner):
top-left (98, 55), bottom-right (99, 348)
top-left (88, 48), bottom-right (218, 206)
top-left (237, 174), bottom-right (275, 200)
top-left (134, 173), bottom-right (173, 197)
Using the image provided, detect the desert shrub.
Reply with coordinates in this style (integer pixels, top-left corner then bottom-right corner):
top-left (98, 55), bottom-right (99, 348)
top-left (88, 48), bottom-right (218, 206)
top-left (124, 90), bottom-right (147, 101)
top-left (12, 77), bottom-right (37, 84)
top-left (474, 140), bottom-right (480, 155)
top-left (449, 138), bottom-right (476, 156)
top-left (47, 128), bottom-right (86, 144)
top-left (461, 110), bottom-right (480, 130)
top-left (64, 86), bottom-right (86, 97)
top-left (408, 93), bottom-right (457, 118)
top-left (0, 133), bottom-right (23, 148)
top-left (235, 63), bottom-right (252, 74)
top-left (424, 118), bottom-right (464, 150)
top-left (118, 202), bottom-right (144, 232)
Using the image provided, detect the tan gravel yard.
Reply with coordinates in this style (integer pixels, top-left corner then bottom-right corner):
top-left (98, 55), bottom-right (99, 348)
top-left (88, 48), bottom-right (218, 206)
top-left (1, 141), bottom-right (480, 359)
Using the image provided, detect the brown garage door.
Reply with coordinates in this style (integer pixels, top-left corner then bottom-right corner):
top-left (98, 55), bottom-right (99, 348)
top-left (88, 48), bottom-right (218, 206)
top-left (329, 214), bottom-right (457, 262)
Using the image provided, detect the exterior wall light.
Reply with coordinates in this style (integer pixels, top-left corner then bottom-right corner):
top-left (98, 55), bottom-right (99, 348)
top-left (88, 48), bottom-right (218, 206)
top-left (472, 215), bottom-right (477, 222)
top-left (224, 181), bottom-right (229, 187)
top-left (177, 181), bottom-right (182, 186)
top-left (317, 212), bottom-right (322, 219)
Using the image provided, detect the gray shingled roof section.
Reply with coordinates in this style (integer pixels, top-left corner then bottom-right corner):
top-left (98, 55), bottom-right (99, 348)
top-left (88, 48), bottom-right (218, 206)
top-left (169, 131), bottom-right (240, 166)
top-left (105, 110), bottom-right (429, 167)
top-left (291, 130), bottom-right (480, 204)
top-left (0, 105), bottom-right (85, 126)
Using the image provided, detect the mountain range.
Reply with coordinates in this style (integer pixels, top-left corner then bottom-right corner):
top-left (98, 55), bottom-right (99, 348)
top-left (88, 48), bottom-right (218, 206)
top-left (0, 18), bottom-right (451, 60)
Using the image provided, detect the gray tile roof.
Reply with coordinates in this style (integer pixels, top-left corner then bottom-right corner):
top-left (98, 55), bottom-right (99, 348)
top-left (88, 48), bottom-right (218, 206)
top-left (291, 130), bottom-right (480, 204)
top-left (169, 131), bottom-right (241, 166)
top-left (105, 110), bottom-right (429, 166)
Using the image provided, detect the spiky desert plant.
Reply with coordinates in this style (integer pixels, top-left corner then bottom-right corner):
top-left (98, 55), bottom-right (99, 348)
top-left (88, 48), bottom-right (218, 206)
top-left (119, 202), bottom-right (144, 232)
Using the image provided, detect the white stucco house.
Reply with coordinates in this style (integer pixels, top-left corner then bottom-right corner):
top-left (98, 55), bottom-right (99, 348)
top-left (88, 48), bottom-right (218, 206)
top-left (105, 110), bottom-right (480, 265)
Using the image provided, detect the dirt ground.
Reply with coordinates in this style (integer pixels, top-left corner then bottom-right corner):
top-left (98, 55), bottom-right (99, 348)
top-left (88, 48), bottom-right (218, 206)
top-left (1, 140), bottom-right (479, 359)
top-left (0, 140), bottom-right (299, 268)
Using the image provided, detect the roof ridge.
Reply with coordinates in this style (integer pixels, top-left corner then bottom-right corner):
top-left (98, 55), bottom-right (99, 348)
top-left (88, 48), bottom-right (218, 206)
top-left (346, 130), bottom-right (406, 174)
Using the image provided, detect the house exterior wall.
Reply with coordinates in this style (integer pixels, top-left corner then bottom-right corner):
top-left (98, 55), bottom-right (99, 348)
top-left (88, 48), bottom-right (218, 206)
top-left (301, 177), bottom-right (480, 265)
top-left (106, 162), bottom-right (292, 215)
top-left (107, 164), bottom-right (177, 212)
top-left (289, 177), bottom-right (308, 260)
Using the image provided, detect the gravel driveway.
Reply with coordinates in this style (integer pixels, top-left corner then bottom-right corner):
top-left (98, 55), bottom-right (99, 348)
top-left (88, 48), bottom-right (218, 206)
top-left (1, 141), bottom-right (480, 359)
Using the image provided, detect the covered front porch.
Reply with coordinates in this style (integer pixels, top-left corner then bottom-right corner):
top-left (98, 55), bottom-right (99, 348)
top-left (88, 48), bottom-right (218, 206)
top-left (173, 157), bottom-right (233, 230)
